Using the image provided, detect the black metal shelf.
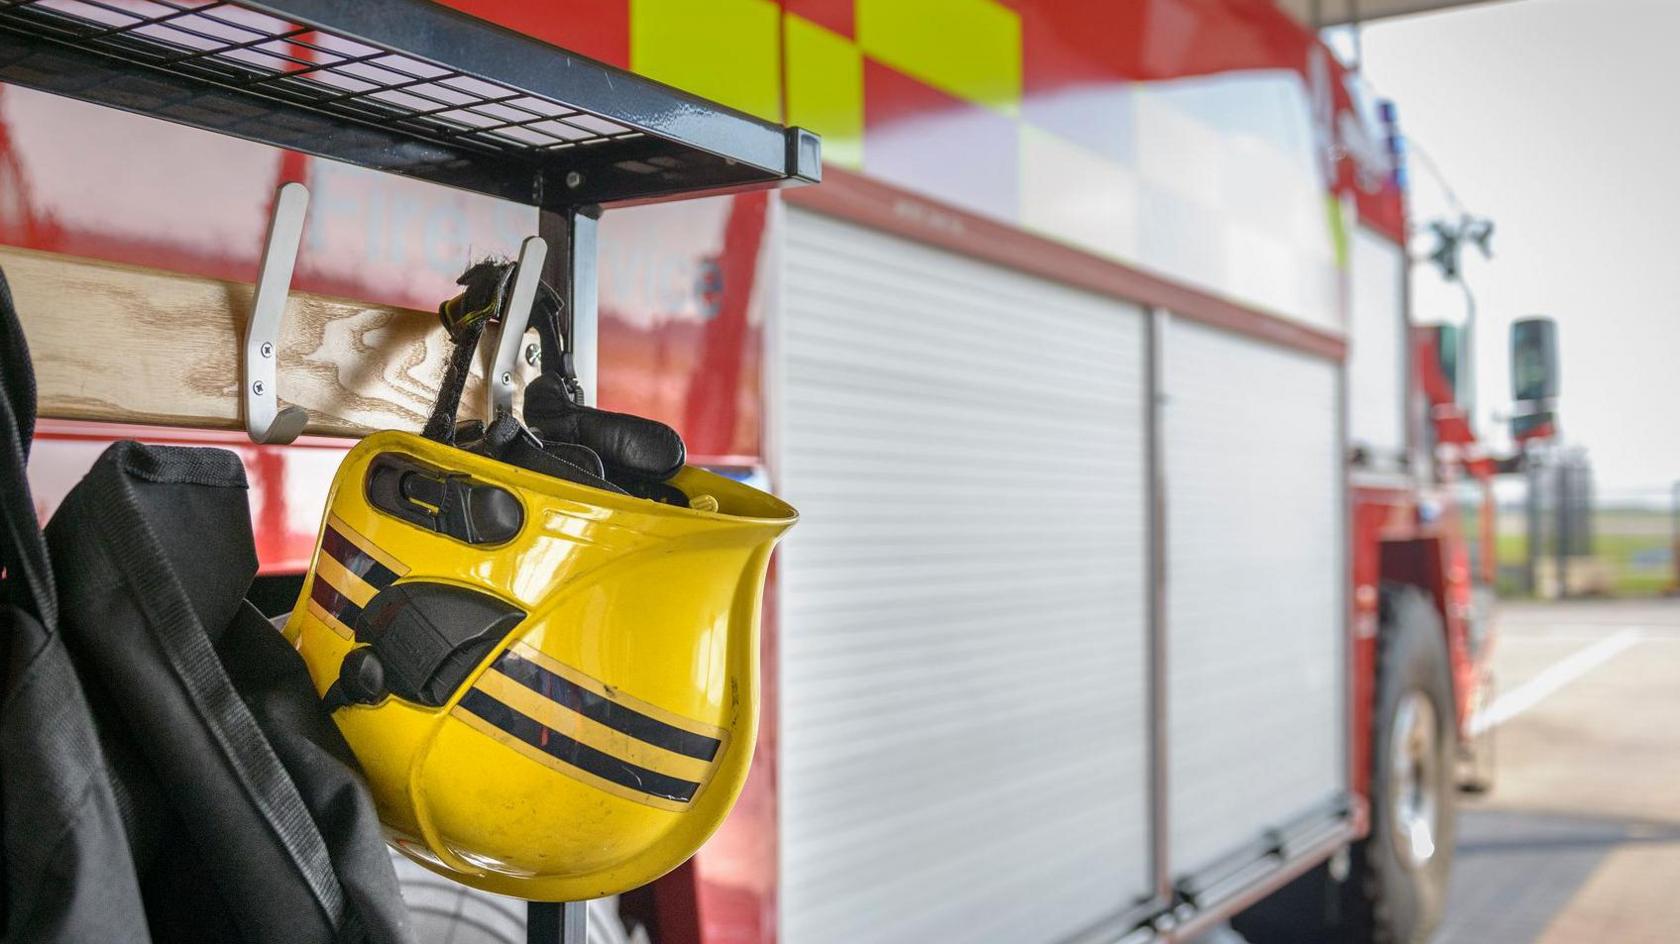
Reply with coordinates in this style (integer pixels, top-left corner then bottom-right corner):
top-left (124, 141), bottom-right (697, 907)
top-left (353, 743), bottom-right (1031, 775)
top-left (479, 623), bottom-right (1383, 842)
top-left (0, 0), bottom-right (820, 208)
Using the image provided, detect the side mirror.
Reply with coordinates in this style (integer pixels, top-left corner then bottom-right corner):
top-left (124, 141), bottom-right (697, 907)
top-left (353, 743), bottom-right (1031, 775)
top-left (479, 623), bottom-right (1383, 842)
top-left (1511, 317), bottom-right (1559, 402)
top-left (1510, 317), bottom-right (1558, 444)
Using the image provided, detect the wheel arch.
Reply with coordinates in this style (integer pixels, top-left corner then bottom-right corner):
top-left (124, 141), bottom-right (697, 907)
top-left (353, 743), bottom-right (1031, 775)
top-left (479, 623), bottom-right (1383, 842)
top-left (1378, 537), bottom-right (1476, 737)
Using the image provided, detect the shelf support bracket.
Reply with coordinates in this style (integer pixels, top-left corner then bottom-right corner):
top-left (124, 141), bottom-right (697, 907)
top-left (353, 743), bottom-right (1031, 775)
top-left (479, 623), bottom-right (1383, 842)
top-left (538, 206), bottom-right (600, 405)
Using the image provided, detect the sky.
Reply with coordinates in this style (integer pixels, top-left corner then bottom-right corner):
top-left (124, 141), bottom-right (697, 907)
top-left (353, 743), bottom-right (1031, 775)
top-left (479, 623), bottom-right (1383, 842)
top-left (1355, 0), bottom-right (1680, 500)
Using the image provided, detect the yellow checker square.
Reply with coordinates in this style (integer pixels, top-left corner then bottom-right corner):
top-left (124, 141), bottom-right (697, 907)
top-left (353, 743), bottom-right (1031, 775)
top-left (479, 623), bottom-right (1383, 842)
top-left (785, 14), bottom-right (863, 170)
top-left (857, 0), bottom-right (1021, 114)
top-left (631, 0), bottom-right (782, 121)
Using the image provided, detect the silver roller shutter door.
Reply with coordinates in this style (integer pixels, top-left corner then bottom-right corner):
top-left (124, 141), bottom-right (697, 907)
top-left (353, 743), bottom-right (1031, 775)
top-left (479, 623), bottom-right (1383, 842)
top-left (1163, 317), bottom-right (1345, 876)
top-left (777, 207), bottom-right (1153, 944)
top-left (1347, 226), bottom-right (1408, 462)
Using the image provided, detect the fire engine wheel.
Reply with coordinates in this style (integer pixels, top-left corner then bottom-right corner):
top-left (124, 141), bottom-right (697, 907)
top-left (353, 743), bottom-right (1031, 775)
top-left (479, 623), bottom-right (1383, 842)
top-left (1352, 584), bottom-right (1458, 944)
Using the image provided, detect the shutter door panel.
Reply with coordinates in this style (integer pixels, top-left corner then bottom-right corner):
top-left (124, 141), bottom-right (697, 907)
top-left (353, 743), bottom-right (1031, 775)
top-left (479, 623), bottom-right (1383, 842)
top-left (778, 208), bottom-right (1152, 944)
top-left (1163, 317), bottom-right (1344, 875)
top-left (1347, 226), bottom-right (1407, 460)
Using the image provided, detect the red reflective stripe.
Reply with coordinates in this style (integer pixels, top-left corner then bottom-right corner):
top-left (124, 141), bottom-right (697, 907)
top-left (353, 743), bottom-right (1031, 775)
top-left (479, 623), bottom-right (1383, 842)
top-left (784, 0), bottom-right (855, 40)
top-left (429, 0), bottom-right (630, 67)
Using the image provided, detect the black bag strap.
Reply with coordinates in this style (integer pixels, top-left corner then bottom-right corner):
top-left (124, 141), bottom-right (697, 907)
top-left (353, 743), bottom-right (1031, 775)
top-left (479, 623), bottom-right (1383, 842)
top-left (0, 266), bottom-right (55, 629)
top-left (52, 443), bottom-right (355, 941)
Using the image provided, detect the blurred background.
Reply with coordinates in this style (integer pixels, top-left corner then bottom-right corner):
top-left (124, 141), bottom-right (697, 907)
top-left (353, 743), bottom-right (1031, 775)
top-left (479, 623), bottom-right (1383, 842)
top-left (1345, 4), bottom-right (1680, 942)
top-left (1356, 0), bottom-right (1680, 606)
top-left (6, 1), bottom-right (1680, 943)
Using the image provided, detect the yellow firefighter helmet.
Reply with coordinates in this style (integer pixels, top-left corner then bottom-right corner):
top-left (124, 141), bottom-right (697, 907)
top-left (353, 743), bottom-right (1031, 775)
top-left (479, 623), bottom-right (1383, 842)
top-left (283, 261), bottom-right (795, 901)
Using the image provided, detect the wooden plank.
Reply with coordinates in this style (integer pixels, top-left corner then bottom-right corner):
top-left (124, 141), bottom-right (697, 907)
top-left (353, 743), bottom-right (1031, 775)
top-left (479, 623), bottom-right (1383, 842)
top-left (2, 245), bottom-right (539, 438)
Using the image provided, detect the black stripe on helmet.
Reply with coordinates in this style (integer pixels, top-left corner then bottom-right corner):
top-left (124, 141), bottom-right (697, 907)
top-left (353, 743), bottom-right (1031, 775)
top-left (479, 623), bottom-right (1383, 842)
top-left (493, 649), bottom-right (722, 762)
top-left (310, 576), bottom-right (363, 629)
top-left (321, 526), bottom-right (399, 590)
top-left (457, 689), bottom-right (700, 803)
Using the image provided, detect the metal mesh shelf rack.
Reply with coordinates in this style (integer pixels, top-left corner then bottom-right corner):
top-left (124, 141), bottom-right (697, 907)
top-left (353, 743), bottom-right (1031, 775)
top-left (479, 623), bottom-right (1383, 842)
top-left (0, 0), bottom-right (821, 208)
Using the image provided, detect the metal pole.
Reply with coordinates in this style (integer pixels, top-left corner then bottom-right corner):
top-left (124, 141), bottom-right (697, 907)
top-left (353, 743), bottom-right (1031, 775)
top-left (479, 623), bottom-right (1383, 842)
top-left (527, 902), bottom-right (588, 944)
top-left (1145, 308), bottom-right (1170, 905)
top-left (539, 205), bottom-right (601, 405)
top-left (525, 203), bottom-right (601, 944)
top-left (1672, 480), bottom-right (1680, 593)
top-left (569, 210), bottom-right (600, 403)
top-left (1524, 446), bottom-right (1540, 596)
top-left (1458, 277), bottom-right (1477, 436)
top-left (1580, 459), bottom-right (1594, 558)
top-left (1554, 458), bottom-right (1570, 600)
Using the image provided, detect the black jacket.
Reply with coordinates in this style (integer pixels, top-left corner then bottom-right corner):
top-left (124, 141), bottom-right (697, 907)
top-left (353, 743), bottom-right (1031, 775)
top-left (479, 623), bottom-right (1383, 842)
top-left (0, 267), bottom-right (149, 943)
top-left (0, 266), bottom-right (415, 944)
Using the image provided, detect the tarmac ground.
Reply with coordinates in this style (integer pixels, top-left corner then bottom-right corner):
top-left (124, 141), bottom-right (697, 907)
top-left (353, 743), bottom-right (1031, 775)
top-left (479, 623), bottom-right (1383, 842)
top-left (1434, 598), bottom-right (1680, 944)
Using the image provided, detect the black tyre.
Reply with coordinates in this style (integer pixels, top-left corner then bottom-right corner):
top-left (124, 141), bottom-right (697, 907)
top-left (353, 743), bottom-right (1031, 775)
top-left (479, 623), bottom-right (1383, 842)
top-left (1352, 584), bottom-right (1457, 944)
top-left (1231, 584), bottom-right (1457, 944)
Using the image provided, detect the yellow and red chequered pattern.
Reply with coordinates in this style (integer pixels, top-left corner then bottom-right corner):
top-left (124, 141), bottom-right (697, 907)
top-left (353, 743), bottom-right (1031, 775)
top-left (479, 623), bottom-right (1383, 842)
top-left (438, 0), bottom-right (1404, 335)
top-left (0, 2), bottom-right (1403, 459)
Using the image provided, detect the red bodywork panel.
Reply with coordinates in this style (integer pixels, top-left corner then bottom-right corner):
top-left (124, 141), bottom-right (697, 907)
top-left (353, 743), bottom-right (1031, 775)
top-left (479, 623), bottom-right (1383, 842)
top-left (28, 420), bottom-right (351, 575)
top-left (1349, 488), bottom-right (1405, 801)
top-left (1375, 526), bottom-right (1480, 730)
top-left (1348, 482), bottom-right (1485, 798)
top-left (1344, 321), bottom-right (1500, 802)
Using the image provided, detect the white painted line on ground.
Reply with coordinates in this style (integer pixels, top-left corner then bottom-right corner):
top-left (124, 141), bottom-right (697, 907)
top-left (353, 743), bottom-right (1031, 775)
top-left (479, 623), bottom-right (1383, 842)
top-left (1469, 628), bottom-right (1644, 736)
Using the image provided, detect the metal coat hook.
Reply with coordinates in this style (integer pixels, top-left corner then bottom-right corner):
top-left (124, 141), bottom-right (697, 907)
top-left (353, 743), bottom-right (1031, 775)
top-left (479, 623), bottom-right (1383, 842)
top-left (244, 181), bottom-right (311, 445)
top-left (488, 235), bottom-right (549, 421)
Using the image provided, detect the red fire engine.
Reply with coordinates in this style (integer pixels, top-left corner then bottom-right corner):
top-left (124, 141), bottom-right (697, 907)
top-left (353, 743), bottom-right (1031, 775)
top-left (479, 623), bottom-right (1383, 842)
top-left (5, 1), bottom-right (1539, 942)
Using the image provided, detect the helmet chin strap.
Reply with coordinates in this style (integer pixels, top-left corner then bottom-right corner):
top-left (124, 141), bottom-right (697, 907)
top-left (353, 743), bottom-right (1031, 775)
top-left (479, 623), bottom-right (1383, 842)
top-left (425, 260), bottom-right (515, 445)
top-left (424, 259), bottom-right (690, 506)
top-left (427, 259), bottom-right (583, 445)
top-left (524, 277), bottom-right (585, 408)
